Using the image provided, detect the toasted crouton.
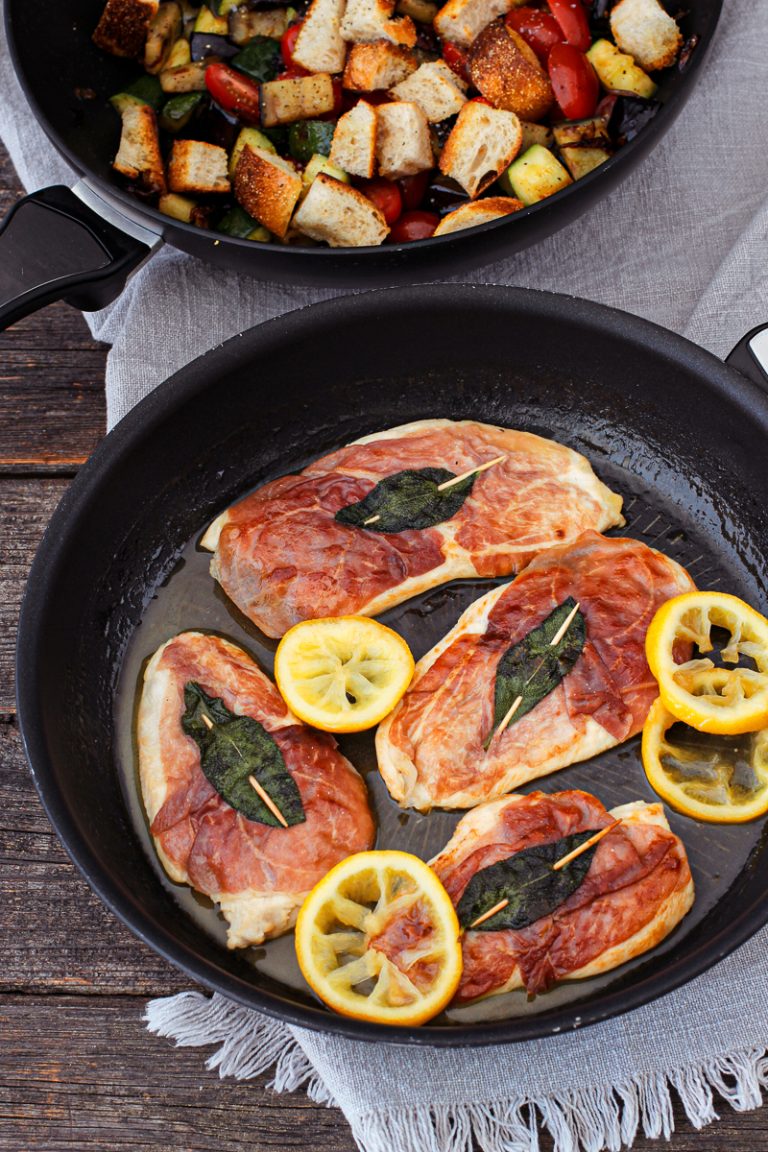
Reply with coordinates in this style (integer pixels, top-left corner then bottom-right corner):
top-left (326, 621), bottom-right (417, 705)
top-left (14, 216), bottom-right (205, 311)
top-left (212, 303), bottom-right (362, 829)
top-left (434, 0), bottom-right (517, 48)
top-left (390, 60), bottom-right (467, 121)
top-left (433, 195), bottom-right (522, 235)
top-left (93, 0), bottom-right (159, 57)
top-left (610, 0), bottom-right (682, 71)
top-left (343, 41), bottom-right (417, 89)
top-left (470, 22), bottom-right (553, 120)
top-left (234, 145), bottom-right (303, 238)
top-left (168, 140), bottom-right (230, 194)
top-left (293, 174), bottom-right (389, 246)
top-left (293, 0), bottom-right (348, 73)
top-left (376, 101), bottom-right (432, 179)
top-left (341, 0), bottom-right (417, 47)
top-left (330, 101), bottom-right (378, 178)
top-left (439, 101), bottom-right (522, 197)
top-left (113, 101), bottom-right (166, 193)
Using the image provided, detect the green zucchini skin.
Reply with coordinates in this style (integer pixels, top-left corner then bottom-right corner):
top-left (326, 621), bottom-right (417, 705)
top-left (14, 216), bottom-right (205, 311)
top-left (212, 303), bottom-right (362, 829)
top-left (231, 37), bottom-right (282, 83)
top-left (287, 120), bottom-right (336, 165)
top-left (160, 91), bottom-right (204, 133)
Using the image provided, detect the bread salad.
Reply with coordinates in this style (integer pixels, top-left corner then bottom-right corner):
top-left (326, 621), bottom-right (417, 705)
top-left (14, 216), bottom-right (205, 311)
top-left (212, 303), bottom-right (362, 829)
top-left (94, 0), bottom-right (686, 246)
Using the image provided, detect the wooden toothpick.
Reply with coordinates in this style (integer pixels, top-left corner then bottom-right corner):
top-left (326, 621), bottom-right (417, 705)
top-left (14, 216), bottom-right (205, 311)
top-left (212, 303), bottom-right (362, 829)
top-left (469, 898), bottom-right (510, 929)
top-left (492, 694), bottom-right (524, 743)
top-left (363, 514), bottom-right (380, 526)
top-left (201, 712), bottom-right (214, 730)
top-left (552, 820), bottom-right (621, 872)
top-left (248, 775), bottom-right (289, 828)
top-left (549, 601), bottom-right (581, 648)
top-left (437, 454), bottom-right (507, 492)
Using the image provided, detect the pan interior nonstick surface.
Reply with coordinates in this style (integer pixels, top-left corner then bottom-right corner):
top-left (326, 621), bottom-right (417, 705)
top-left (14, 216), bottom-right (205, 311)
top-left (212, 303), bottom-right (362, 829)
top-left (23, 287), bottom-right (768, 1044)
top-left (114, 431), bottom-right (767, 1027)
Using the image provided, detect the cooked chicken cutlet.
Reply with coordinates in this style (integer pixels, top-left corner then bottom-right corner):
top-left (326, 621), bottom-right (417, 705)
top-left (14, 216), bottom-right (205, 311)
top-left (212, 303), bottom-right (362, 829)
top-left (378, 532), bottom-right (695, 810)
top-left (138, 631), bottom-right (375, 947)
top-left (431, 790), bottom-right (694, 1001)
top-left (201, 419), bottom-right (624, 638)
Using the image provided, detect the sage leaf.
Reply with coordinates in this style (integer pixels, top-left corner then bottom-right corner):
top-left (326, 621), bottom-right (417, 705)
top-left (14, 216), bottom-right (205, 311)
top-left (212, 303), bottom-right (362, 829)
top-left (335, 467), bottom-right (475, 533)
top-left (182, 682), bottom-right (306, 827)
top-left (484, 597), bottom-right (586, 748)
top-left (456, 830), bottom-right (602, 931)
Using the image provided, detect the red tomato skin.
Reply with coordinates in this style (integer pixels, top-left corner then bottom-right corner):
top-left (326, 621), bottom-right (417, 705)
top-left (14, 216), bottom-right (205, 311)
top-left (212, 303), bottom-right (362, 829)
top-left (505, 7), bottom-right (565, 62)
top-left (547, 42), bottom-right (599, 120)
top-left (280, 22), bottom-right (303, 69)
top-left (399, 170), bottom-right (430, 211)
top-left (442, 41), bottom-right (471, 83)
top-left (388, 210), bottom-right (440, 243)
top-left (204, 63), bottom-right (261, 125)
top-left (359, 178), bottom-right (403, 225)
top-left (547, 0), bottom-right (591, 52)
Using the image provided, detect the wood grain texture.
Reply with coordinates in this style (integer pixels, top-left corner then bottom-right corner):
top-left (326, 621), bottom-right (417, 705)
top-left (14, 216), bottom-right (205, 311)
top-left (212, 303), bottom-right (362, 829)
top-left (1, 136), bottom-right (767, 1152)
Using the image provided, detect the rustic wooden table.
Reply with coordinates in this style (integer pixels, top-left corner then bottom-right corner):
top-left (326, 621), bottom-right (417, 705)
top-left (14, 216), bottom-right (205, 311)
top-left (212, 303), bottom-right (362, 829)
top-left (1, 142), bottom-right (766, 1151)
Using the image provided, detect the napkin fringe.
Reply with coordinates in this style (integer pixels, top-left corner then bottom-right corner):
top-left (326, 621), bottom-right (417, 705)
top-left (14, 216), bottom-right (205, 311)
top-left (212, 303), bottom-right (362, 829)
top-left (144, 991), bottom-right (768, 1152)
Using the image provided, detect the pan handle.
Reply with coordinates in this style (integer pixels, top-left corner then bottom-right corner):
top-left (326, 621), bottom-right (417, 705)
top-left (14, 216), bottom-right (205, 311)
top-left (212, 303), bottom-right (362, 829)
top-left (726, 324), bottom-right (768, 392)
top-left (0, 182), bottom-right (162, 331)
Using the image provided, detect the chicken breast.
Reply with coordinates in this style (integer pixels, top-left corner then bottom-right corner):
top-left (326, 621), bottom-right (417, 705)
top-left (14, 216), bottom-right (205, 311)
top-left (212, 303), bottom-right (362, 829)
top-left (137, 632), bottom-right (375, 948)
top-left (377, 532), bottom-right (695, 810)
top-left (431, 790), bottom-right (694, 1001)
top-left (201, 419), bottom-right (624, 638)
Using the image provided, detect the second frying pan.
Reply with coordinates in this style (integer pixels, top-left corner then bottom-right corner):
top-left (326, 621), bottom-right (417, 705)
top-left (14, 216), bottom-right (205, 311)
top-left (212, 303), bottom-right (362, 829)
top-left (16, 285), bottom-right (768, 1045)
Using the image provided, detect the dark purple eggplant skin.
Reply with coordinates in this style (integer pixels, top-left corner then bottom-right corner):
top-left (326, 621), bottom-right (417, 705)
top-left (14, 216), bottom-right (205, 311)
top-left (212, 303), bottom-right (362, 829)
top-left (605, 95), bottom-right (662, 146)
top-left (190, 32), bottom-right (239, 61)
top-left (193, 98), bottom-right (241, 150)
top-left (423, 174), bottom-right (470, 216)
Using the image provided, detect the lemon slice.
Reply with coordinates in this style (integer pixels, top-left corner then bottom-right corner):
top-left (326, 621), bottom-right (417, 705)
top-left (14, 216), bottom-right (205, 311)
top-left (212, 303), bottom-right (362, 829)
top-left (295, 850), bottom-right (463, 1026)
top-left (645, 591), bottom-right (768, 734)
top-left (274, 616), bottom-right (414, 732)
top-left (642, 695), bottom-right (768, 822)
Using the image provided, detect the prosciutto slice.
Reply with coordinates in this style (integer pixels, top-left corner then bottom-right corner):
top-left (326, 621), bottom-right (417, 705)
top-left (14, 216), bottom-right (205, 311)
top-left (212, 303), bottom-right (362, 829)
top-left (137, 632), bottom-right (375, 948)
top-left (377, 532), bottom-right (695, 810)
top-left (201, 419), bottom-right (624, 638)
top-left (431, 790), bottom-right (694, 1000)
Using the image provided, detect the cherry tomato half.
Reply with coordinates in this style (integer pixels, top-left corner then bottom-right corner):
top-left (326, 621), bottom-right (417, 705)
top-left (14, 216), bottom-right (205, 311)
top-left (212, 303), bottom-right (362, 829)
top-left (547, 0), bottom-right (591, 52)
top-left (388, 210), bottom-right (440, 243)
top-left (359, 178), bottom-right (403, 225)
top-left (205, 62), bottom-right (261, 125)
top-left (505, 7), bottom-right (565, 63)
top-left (399, 169), bottom-right (430, 211)
top-left (280, 22), bottom-right (306, 71)
top-left (547, 42), bottom-right (598, 120)
top-left (442, 41), bottom-right (471, 83)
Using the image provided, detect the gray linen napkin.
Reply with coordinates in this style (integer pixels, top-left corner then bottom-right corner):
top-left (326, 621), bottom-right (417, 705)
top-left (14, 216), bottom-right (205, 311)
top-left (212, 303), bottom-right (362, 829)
top-left (4, 2), bottom-right (768, 1148)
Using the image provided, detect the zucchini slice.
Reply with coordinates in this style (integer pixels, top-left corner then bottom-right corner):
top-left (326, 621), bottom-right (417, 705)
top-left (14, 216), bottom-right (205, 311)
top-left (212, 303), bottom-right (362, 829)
top-left (502, 144), bottom-right (572, 205)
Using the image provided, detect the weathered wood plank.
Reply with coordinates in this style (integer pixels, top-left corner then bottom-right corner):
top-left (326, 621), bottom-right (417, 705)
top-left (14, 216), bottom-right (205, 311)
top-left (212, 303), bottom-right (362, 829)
top-left (0, 996), bottom-right (357, 1151)
top-left (0, 717), bottom-right (189, 995)
top-left (0, 144), bottom-right (107, 467)
top-left (0, 479), bottom-right (69, 712)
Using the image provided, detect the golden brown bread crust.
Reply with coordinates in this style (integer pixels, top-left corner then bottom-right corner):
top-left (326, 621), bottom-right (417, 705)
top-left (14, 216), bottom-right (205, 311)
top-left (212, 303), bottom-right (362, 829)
top-left (469, 21), bottom-right (554, 121)
top-left (234, 145), bottom-right (302, 238)
top-left (93, 0), bottom-right (158, 57)
top-left (343, 41), bottom-right (417, 89)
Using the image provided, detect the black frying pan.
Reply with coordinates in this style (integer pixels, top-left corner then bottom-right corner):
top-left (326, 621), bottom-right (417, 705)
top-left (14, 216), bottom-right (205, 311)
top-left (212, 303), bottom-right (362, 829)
top-left (16, 285), bottom-right (768, 1046)
top-left (0, 0), bottom-right (721, 320)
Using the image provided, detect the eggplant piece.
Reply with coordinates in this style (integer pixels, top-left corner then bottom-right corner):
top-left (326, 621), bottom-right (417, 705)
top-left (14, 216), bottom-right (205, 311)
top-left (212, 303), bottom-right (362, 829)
top-left (228, 6), bottom-right (291, 42)
top-left (145, 2), bottom-right (183, 74)
top-left (190, 31), bottom-right (239, 58)
top-left (260, 74), bottom-right (335, 126)
top-left (553, 117), bottom-right (612, 180)
top-left (422, 174), bottom-right (469, 216)
top-left (604, 94), bottom-right (662, 145)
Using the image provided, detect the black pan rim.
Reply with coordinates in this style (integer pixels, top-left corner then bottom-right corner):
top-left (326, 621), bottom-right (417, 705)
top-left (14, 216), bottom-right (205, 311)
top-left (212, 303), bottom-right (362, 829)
top-left (4, 0), bottom-right (723, 260)
top-left (16, 283), bottom-right (768, 1048)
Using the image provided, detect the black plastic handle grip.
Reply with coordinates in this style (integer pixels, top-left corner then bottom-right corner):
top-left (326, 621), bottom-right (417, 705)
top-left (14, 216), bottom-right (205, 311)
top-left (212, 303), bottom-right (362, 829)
top-left (0, 184), bottom-right (154, 330)
top-left (726, 323), bottom-right (768, 393)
